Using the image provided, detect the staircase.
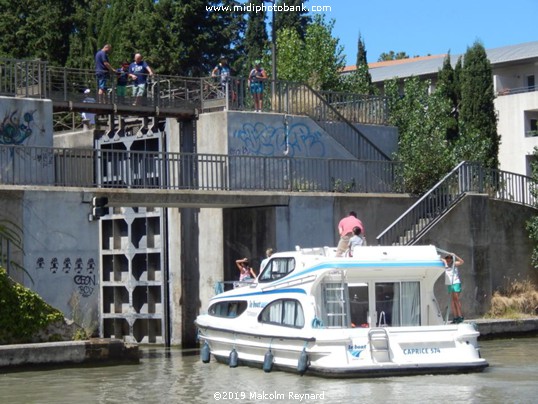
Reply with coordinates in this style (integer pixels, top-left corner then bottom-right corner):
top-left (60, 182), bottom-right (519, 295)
top-left (376, 162), bottom-right (537, 246)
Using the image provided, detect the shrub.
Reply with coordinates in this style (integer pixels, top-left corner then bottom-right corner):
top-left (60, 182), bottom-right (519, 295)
top-left (0, 268), bottom-right (64, 344)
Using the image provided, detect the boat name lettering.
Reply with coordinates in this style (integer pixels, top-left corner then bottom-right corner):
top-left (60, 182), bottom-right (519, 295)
top-left (248, 301), bottom-right (267, 309)
top-left (348, 344), bottom-right (367, 350)
top-left (403, 347), bottom-right (441, 355)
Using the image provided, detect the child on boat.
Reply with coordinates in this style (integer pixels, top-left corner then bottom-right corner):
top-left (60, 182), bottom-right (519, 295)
top-left (443, 253), bottom-right (465, 323)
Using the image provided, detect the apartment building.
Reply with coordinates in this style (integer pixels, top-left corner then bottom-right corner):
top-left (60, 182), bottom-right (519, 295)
top-left (344, 41), bottom-right (538, 176)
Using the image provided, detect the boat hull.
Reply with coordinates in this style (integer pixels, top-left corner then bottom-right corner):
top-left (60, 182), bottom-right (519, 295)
top-left (197, 322), bottom-right (488, 378)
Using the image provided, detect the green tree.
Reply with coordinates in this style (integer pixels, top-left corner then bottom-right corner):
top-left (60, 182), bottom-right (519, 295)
top-left (0, 0), bottom-right (75, 65)
top-left (342, 33), bottom-right (373, 94)
top-left (66, 0), bottom-right (110, 69)
top-left (457, 41), bottom-right (500, 169)
top-left (386, 77), bottom-right (455, 194)
top-left (378, 50), bottom-right (409, 62)
top-left (274, 0), bottom-right (310, 39)
top-left (243, 0), bottom-right (268, 75)
top-left (276, 14), bottom-right (344, 90)
top-left (437, 52), bottom-right (459, 142)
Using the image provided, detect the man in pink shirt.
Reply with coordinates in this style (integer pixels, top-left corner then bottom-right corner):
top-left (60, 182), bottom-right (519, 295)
top-left (336, 211), bottom-right (364, 256)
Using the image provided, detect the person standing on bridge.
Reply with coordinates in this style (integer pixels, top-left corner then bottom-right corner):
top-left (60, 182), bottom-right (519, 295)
top-left (129, 53), bottom-right (154, 106)
top-left (95, 44), bottom-right (115, 103)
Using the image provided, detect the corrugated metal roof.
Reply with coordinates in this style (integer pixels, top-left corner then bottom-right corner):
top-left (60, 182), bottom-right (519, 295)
top-left (365, 41), bottom-right (538, 83)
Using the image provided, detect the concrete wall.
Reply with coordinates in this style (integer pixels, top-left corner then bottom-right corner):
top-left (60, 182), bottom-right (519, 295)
top-left (0, 97), bottom-right (54, 185)
top-left (22, 190), bottom-right (100, 334)
top-left (197, 110), bottom-right (398, 160)
top-left (223, 193), bottom-right (537, 320)
top-left (420, 194), bottom-right (538, 318)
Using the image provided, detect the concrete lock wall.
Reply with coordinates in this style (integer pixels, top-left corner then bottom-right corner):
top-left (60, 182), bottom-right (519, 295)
top-left (21, 190), bottom-right (100, 334)
top-left (222, 194), bottom-right (537, 321)
top-left (420, 194), bottom-right (538, 318)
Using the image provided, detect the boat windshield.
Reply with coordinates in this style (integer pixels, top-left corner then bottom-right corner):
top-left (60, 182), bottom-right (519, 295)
top-left (258, 257), bottom-right (296, 283)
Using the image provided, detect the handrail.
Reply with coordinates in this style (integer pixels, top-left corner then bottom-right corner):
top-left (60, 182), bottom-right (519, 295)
top-left (302, 83), bottom-right (391, 161)
top-left (0, 145), bottom-right (403, 193)
top-left (376, 161), bottom-right (537, 245)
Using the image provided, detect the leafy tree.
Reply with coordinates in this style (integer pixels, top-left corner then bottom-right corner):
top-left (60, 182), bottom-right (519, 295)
top-left (243, 0), bottom-right (268, 75)
top-left (386, 77), bottom-right (455, 194)
top-left (342, 33), bottom-right (374, 94)
top-left (457, 41), bottom-right (500, 169)
top-left (0, 0), bottom-right (75, 65)
top-left (437, 52), bottom-right (459, 142)
top-left (274, 0), bottom-right (310, 40)
top-left (66, 0), bottom-right (110, 69)
top-left (276, 14), bottom-right (345, 90)
top-left (378, 51), bottom-right (409, 62)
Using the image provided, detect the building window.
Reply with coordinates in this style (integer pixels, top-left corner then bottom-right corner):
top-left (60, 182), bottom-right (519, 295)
top-left (527, 118), bottom-right (538, 137)
top-left (528, 75), bottom-right (535, 92)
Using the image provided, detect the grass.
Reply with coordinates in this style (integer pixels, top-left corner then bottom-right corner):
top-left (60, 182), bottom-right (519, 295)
top-left (486, 278), bottom-right (538, 319)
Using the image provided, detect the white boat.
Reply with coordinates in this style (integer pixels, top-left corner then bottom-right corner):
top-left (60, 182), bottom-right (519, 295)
top-left (195, 245), bottom-right (488, 377)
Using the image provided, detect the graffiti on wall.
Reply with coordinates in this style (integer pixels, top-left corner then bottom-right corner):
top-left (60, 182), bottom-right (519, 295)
top-left (36, 256), bottom-right (97, 298)
top-left (231, 121), bottom-right (326, 157)
top-left (0, 110), bottom-right (38, 145)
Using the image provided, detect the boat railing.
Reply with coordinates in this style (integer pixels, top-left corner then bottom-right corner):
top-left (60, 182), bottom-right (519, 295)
top-left (214, 280), bottom-right (256, 294)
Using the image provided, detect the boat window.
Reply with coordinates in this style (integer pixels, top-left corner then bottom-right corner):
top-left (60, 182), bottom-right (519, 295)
top-left (258, 258), bottom-right (296, 283)
top-left (375, 282), bottom-right (420, 327)
top-left (208, 301), bottom-right (248, 318)
top-left (258, 299), bottom-right (305, 328)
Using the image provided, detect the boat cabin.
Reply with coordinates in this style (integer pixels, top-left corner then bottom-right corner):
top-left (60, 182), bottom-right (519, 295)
top-left (256, 245), bottom-right (447, 328)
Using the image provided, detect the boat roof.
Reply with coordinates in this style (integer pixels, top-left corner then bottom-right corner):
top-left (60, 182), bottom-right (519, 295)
top-left (292, 244), bottom-right (443, 262)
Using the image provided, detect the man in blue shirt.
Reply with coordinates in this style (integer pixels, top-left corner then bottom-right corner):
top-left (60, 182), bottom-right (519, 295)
top-left (94, 44), bottom-right (114, 103)
top-left (128, 53), bottom-right (154, 106)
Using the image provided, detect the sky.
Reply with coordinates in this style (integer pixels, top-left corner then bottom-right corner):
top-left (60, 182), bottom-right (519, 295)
top-left (302, 0), bottom-right (538, 66)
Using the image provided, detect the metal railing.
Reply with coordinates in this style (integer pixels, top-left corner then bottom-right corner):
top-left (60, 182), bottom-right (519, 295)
top-left (1, 58), bottom-right (389, 124)
top-left (0, 145), bottom-right (403, 193)
top-left (496, 85), bottom-right (537, 96)
top-left (376, 162), bottom-right (537, 246)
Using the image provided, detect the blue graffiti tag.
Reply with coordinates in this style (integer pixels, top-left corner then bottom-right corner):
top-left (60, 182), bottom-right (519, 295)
top-left (232, 121), bottom-right (326, 157)
top-left (0, 110), bottom-right (36, 145)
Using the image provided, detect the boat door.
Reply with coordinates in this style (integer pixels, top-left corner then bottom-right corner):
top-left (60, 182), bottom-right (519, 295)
top-left (348, 281), bottom-right (422, 327)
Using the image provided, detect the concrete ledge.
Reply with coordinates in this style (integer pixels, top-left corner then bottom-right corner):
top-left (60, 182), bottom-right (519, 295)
top-left (0, 338), bottom-right (139, 369)
top-left (472, 318), bottom-right (538, 338)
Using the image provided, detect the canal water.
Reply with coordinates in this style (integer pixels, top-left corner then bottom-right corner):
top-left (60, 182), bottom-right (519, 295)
top-left (1, 337), bottom-right (537, 404)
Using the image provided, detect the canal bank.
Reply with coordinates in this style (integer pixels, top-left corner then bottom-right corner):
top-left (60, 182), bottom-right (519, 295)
top-left (472, 317), bottom-right (538, 339)
top-left (0, 318), bottom-right (536, 371)
top-left (0, 338), bottom-right (139, 370)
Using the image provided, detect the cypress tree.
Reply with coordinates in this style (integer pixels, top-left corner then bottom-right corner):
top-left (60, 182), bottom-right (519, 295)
top-left (346, 33), bottom-right (373, 94)
top-left (244, 0), bottom-right (268, 73)
top-left (458, 41), bottom-right (500, 169)
top-left (437, 52), bottom-right (459, 142)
